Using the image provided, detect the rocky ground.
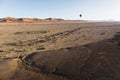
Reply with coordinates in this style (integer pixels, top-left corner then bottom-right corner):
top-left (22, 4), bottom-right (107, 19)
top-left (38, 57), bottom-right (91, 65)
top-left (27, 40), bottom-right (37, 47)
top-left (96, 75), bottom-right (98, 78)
top-left (0, 22), bottom-right (120, 80)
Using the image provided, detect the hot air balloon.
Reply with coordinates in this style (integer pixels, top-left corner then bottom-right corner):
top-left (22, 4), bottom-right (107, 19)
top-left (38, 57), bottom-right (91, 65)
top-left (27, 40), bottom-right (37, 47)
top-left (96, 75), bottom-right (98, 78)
top-left (80, 14), bottom-right (82, 17)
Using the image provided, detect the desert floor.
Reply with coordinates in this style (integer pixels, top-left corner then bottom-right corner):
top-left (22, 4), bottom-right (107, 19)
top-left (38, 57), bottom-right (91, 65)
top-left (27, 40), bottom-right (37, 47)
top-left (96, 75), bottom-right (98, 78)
top-left (0, 22), bottom-right (120, 80)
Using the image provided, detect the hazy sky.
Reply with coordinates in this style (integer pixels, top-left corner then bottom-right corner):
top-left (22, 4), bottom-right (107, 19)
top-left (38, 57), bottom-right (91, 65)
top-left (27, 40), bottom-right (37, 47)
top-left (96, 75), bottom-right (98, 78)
top-left (0, 0), bottom-right (120, 20)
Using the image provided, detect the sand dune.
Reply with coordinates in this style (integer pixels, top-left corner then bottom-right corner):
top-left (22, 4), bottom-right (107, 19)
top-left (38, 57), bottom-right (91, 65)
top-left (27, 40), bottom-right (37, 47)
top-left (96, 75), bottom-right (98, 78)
top-left (0, 17), bottom-right (86, 23)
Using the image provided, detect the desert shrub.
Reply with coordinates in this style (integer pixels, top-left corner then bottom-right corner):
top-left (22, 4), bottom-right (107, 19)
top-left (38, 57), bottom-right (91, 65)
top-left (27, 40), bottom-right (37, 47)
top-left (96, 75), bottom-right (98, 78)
top-left (100, 32), bottom-right (105, 35)
top-left (7, 42), bottom-right (18, 46)
top-left (36, 47), bottom-right (45, 50)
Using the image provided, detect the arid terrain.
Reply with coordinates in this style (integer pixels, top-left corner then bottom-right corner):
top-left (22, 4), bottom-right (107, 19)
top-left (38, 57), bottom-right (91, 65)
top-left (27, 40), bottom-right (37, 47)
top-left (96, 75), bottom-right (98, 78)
top-left (0, 20), bottom-right (120, 80)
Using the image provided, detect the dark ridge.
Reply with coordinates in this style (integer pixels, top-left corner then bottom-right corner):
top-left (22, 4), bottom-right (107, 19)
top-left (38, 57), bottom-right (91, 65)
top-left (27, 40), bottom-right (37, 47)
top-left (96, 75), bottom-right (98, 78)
top-left (17, 32), bottom-right (120, 80)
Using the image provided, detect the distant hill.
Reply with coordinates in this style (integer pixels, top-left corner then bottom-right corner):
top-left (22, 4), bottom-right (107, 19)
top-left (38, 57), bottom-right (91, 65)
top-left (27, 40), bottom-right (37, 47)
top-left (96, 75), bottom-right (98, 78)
top-left (0, 17), bottom-right (64, 23)
top-left (0, 17), bottom-right (86, 23)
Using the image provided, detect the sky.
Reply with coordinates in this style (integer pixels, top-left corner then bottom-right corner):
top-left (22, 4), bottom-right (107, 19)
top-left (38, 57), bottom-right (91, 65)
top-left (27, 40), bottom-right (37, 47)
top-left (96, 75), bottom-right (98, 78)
top-left (0, 0), bottom-right (120, 20)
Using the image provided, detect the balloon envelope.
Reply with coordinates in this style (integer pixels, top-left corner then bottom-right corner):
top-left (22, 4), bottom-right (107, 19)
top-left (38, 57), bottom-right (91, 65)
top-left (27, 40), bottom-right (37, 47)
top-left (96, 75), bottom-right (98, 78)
top-left (80, 14), bottom-right (82, 17)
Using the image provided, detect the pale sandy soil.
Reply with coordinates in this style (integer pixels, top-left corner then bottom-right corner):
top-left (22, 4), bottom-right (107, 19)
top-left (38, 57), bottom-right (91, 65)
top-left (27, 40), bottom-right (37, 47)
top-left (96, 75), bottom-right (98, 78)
top-left (0, 59), bottom-right (18, 80)
top-left (0, 22), bottom-right (120, 80)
